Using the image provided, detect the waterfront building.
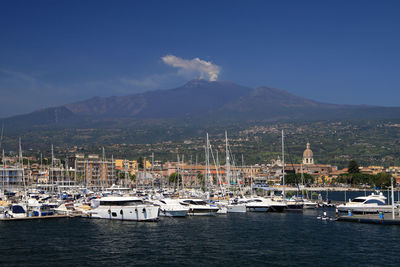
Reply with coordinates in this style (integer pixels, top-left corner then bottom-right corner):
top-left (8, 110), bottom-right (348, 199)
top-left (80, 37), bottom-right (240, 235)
top-left (68, 153), bottom-right (115, 187)
top-left (360, 166), bottom-right (385, 175)
top-left (0, 166), bottom-right (25, 191)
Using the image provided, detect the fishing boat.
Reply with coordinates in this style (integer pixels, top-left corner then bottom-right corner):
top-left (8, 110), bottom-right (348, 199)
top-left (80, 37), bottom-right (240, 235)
top-left (88, 196), bottom-right (159, 221)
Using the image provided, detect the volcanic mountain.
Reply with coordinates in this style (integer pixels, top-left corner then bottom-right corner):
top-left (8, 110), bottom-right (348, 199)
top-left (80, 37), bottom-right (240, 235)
top-left (4, 79), bottom-right (400, 129)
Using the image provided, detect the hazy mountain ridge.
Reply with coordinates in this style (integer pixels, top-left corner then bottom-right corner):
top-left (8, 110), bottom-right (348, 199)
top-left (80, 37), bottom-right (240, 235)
top-left (4, 79), bottom-right (400, 130)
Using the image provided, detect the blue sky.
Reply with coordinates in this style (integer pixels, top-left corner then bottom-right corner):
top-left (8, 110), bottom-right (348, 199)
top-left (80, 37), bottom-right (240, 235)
top-left (0, 0), bottom-right (399, 117)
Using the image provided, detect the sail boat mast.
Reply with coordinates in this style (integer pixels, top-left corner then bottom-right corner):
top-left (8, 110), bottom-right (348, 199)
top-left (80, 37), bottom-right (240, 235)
top-left (282, 130), bottom-right (286, 199)
top-left (225, 131), bottom-right (230, 188)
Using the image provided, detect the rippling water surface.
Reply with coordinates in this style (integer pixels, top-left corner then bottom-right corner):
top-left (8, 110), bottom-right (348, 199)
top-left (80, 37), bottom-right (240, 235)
top-left (1, 207), bottom-right (400, 266)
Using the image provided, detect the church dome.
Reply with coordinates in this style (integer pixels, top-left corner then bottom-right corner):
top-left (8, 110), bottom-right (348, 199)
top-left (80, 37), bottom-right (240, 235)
top-left (303, 143), bottom-right (313, 158)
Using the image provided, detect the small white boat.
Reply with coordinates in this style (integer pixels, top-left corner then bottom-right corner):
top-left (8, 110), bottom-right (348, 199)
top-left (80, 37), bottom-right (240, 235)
top-left (153, 198), bottom-right (189, 217)
top-left (88, 196), bottom-right (159, 221)
top-left (180, 199), bottom-right (219, 216)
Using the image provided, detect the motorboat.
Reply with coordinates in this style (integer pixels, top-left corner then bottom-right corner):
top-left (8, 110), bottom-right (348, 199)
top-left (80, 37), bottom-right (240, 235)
top-left (88, 196), bottom-right (159, 221)
top-left (302, 200), bottom-right (318, 209)
top-left (210, 200), bottom-right (228, 214)
top-left (1, 204), bottom-right (27, 219)
top-left (227, 198), bottom-right (247, 213)
top-left (245, 197), bottom-right (271, 212)
top-left (285, 197), bottom-right (304, 211)
top-left (153, 198), bottom-right (189, 217)
top-left (337, 192), bottom-right (397, 214)
top-left (180, 199), bottom-right (219, 216)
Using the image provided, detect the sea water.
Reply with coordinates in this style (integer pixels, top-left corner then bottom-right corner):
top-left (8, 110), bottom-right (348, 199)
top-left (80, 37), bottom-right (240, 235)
top-left (1, 206), bottom-right (400, 266)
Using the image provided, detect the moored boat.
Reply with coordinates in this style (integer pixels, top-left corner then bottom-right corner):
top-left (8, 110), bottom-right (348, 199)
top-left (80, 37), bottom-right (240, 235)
top-left (337, 192), bottom-right (397, 214)
top-left (88, 196), bottom-right (159, 221)
top-left (180, 199), bottom-right (219, 216)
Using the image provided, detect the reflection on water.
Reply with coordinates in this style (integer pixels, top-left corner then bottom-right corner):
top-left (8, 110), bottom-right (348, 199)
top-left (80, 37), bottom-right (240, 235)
top-left (0, 207), bottom-right (399, 266)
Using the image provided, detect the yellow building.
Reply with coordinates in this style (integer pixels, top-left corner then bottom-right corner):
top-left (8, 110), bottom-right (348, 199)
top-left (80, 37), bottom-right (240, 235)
top-left (114, 159), bottom-right (152, 172)
top-left (359, 166), bottom-right (385, 175)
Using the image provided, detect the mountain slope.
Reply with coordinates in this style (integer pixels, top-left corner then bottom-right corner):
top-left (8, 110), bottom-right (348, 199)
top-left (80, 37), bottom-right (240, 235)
top-left (65, 79), bottom-right (252, 118)
top-left (4, 79), bottom-right (400, 130)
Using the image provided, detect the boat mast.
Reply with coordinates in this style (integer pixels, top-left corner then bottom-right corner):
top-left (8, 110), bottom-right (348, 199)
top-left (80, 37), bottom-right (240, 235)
top-left (102, 146), bottom-right (106, 190)
top-left (282, 130), bottom-right (286, 199)
top-left (2, 149), bottom-right (5, 193)
top-left (51, 144), bottom-right (55, 191)
top-left (176, 154), bottom-right (180, 193)
top-left (111, 155), bottom-right (114, 186)
top-left (0, 123), bottom-right (3, 152)
top-left (151, 152), bottom-right (154, 192)
top-left (391, 176), bottom-right (395, 219)
top-left (205, 133), bottom-right (210, 193)
top-left (225, 131), bottom-right (230, 189)
top-left (65, 157), bottom-right (70, 187)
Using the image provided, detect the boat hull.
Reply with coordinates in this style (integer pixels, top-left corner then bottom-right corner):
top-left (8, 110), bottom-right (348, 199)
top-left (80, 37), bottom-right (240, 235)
top-left (187, 208), bottom-right (218, 216)
top-left (89, 205), bottom-right (159, 221)
top-left (337, 205), bottom-right (397, 214)
top-left (269, 205), bottom-right (286, 212)
top-left (246, 206), bottom-right (270, 212)
top-left (159, 209), bottom-right (188, 217)
top-left (227, 204), bottom-right (247, 213)
top-left (285, 204), bottom-right (304, 211)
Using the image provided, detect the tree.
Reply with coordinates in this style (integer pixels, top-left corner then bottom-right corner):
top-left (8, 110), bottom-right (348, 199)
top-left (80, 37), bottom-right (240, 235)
top-left (169, 172), bottom-right (182, 184)
top-left (137, 157), bottom-right (144, 170)
top-left (348, 160), bottom-right (360, 174)
top-left (285, 173), bottom-right (314, 185)
top-left (197, 173), bottom-right (205, 191)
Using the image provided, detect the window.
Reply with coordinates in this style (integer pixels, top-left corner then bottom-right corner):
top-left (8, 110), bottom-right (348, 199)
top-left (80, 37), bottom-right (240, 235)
top-left (11, 205), bottom-right (25, 214)
top-left (351, 198), bottom-right (365, 203)
top-left (365, 199), bottom-right (385, 205)
top-left (112, 212), bottom-right (117, 217)
top-left (100, 200), bottom-right (143, 206)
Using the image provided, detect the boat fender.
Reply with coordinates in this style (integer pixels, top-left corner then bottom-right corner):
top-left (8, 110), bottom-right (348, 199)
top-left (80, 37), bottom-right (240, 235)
top-left (135, 208), bottom-right (138, 212)
top-left (120, 210), bottom-right (123, 215)
top-left (142, 208), bottom-right (146, 213)
top-left (108, 209), bottom-right (111, 214)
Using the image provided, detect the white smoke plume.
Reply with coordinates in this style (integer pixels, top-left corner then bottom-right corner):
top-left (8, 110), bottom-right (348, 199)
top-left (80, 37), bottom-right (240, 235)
top-left (161, 55), bottom-right (220, 81)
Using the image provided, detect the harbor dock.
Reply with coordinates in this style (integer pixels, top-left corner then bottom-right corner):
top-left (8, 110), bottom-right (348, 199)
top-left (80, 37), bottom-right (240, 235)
top-left (337, 214), bottom-right (400, 225)
top-left (0, 214), bottom-right (77, 221)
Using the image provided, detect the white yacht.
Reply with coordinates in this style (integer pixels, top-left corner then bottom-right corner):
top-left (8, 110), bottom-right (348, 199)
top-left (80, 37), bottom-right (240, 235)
top-left (227, 198), bottom-right (247, 213)
top-left (89, 196), bottom-right (159, 221)
top-left (337, 192), bottom-right (397, 214)
top-left (180, 199), bottom-right (219, 216)
top-left (153, 198), bottom-right (189, 217)
top-left (245, 197), bottom-right (271, 212)
top-left (1, 204), bottom-right (27, 219)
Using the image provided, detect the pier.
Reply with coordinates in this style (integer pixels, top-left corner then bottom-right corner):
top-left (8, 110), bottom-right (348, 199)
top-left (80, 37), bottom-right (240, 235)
top-left (337, 214), bottom-right (400, 225)
top-left (0, 214), bottom-right (76, 221)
